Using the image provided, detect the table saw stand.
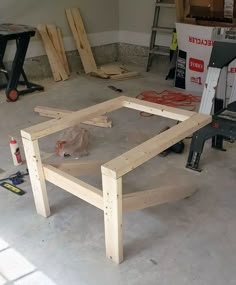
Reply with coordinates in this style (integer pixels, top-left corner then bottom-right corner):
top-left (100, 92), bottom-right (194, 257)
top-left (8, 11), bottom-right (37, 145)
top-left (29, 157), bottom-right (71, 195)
top-left (186, 28), bottom-right (236, 171)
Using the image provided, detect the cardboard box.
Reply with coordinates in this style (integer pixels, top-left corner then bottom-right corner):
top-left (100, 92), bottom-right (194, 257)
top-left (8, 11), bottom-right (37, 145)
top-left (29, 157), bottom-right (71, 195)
top-left (175, 23), bottom-right (236, 98)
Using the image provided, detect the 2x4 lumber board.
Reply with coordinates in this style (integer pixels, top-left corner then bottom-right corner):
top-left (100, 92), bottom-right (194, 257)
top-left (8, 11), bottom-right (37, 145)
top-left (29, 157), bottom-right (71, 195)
top-left (47, 24), bottom-right (64, 69)
top-left (37, 24), bottom-right (68, 81)
top-left (22, 138), bottom-right (50, 217)
top-left (103, 174), bottom-right (123, 264)
top-left (123, 184), bottom-right (197, 212)
top-left (37, 24), bottom-right (61, 81)
top-left (34, 106), bottom-right (112, 128)
top-left (122, 97), bottom-right (194, 122)
top-left (47, 25), bottom-right (70, 77)
top-left (102, 113), bottom-right (212, 179)
top-left (43, 165), bottom-right (103, 210)
top-left (57, 27), bottom-right (70, 75)
top-left (49, 160), bottom-right (105, 177)
top-left (66, 8), bottom-right (97, 74)
top-left (21, 96), bottom-right (124, 140)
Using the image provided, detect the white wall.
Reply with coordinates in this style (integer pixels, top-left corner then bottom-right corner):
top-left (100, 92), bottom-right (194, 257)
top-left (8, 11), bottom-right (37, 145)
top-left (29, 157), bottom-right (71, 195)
top-left (118, 0), bottom-right (176, 47)
top-left (0, 0), bottom-right (119, 59)
top-left (0, 0), bottom-right (177, 59)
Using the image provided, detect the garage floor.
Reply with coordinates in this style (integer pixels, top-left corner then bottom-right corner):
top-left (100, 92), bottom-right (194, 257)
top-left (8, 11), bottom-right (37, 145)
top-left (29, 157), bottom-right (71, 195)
top-left (0, 64), bottom-right (236, 285)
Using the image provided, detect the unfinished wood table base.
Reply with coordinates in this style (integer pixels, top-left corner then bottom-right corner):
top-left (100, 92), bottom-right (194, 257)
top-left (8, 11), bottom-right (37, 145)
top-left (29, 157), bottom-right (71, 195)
top-left (21, 96), bottom-right (211, 264)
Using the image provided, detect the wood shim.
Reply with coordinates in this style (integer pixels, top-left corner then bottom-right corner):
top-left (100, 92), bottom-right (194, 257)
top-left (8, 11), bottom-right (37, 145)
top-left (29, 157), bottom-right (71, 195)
top-left (99, 64), bottom-right (140, 80)
top-left (34, 106), bottom-right (112, 128)
top-left (37, 24), bottom-right (69, 81)
top-left (66, 8), bottom-right (98, 74)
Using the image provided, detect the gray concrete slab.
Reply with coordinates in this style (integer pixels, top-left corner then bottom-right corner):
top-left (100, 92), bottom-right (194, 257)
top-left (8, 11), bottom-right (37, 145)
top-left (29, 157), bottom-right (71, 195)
top-left (0, 65), bottom-right (235, 285)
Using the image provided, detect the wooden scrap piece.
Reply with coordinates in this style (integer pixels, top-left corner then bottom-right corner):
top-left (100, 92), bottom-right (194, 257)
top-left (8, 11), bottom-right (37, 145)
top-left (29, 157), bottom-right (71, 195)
top-left (65, 8), bottom-right (98, 74)
top-left (110, 71), bottom-right (140, 81)
top-left (123, 184), bottom-right (197, 212)
top-left (34, 106), bottom-right (113, 128)
top-left (100, 65), bottom-right (124, 76)
top-left (99, 64), bottom-right (139, 80)
top-left (37, 24), bottom-right (69, 81)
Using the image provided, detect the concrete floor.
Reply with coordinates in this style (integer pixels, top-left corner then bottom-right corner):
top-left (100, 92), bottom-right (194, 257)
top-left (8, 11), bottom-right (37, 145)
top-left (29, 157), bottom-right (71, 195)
top-left (0, 63), bottom-right (236, 285)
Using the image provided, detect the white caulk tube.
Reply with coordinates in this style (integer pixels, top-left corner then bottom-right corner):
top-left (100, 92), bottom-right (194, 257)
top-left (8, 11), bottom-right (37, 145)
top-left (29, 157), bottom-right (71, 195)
top-left (10, 137), bottom-right (22, 166)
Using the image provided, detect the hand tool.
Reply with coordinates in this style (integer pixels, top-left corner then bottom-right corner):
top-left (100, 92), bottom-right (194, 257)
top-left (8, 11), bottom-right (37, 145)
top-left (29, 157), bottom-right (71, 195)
top-left (0, 169), bottom-right (29, 185)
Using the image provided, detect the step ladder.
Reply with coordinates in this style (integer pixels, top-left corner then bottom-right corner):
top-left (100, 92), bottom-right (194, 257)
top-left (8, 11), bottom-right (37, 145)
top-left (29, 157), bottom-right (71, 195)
top-left (146, 0), bottom-right (175, 72)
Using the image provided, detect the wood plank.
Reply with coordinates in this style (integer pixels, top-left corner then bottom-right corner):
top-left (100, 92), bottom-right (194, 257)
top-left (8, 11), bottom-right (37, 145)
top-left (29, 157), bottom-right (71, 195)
top-left (37, 24), bottom-right (68, 81)
top-left (22, 138), bottom-right (50, 217)
top-left (37, 24), bottom-right (61, 81)
top-left (22, 96), bottom-right (125, 140)
top-left (110, 71), bottom-right (140, 80)
top-left (123, 185), bottom-right (197, 212)
top-left (43, 165), bottom-right (103, 210)
top-left (49, 160), bottom-right (105, 177)
top-left (46, 24), bottom-right (64, 67)
top-left (122, 96), bottom-right (195, 121)
top-left (102, 113), bottom-right (212, 179)
top-left (34, 106), bottom-right (112, 128)
top-left (103, 174), bottom-right (123, 264)
top-left (47, 25), bottom-right (70, 77)
top-left (66, 8), bottom-right (97, 74)
top-left (57, 27), bottom-right (70, 75)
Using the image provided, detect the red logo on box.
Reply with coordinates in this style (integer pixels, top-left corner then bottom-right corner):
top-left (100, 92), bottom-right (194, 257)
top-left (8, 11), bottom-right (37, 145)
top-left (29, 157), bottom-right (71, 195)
top-left (190, 77), bottom-right (202, 85)
top-left (189, 37), bottom-right (214, 47)
top-left (229, 67), bottom-right (236, 73)
top-left (189, 58), bottom-right (204, 72)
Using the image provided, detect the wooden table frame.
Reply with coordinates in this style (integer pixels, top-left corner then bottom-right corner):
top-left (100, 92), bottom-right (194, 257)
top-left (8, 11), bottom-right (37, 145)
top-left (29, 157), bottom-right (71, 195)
top-left (21, 96), bottom-right (211, 264)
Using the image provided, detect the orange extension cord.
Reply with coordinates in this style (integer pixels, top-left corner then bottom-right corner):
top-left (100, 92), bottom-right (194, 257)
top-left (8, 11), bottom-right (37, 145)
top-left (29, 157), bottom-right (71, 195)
top-left (136, 90), bottom-right (201, 117)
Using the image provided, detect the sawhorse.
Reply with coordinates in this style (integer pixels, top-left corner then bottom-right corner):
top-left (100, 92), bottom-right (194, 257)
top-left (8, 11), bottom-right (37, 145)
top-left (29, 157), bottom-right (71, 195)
top-left (0, 23), bottom-right (44, 102)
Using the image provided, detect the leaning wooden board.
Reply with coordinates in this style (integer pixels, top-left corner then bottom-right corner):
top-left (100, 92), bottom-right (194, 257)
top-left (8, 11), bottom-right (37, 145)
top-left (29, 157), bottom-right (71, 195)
top-left (66, 8), bottom-right (98, 74)
top-left (37, 24), bottom-right (69, 81)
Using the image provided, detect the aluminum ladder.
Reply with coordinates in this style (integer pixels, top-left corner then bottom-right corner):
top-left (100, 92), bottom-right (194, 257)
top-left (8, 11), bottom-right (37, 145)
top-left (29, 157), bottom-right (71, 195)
top-left (146, 0), bottom-right (175, 72)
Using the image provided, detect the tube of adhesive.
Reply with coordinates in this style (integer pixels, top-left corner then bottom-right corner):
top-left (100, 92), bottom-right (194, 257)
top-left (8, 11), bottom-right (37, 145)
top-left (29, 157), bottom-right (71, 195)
top-left (10, 137), bottom-right (22, 166)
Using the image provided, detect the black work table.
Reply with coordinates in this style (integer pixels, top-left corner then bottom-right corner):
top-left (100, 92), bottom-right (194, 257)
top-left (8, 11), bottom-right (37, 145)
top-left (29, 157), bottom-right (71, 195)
top-left (0, 23), bottom-right (44, 102)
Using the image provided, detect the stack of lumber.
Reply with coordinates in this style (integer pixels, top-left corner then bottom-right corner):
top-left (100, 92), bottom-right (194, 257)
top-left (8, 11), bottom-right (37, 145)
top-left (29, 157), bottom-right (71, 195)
top-left (66, 7), bottom-right (139, 80)
top-left (37, 24), bottom-right (70, 82)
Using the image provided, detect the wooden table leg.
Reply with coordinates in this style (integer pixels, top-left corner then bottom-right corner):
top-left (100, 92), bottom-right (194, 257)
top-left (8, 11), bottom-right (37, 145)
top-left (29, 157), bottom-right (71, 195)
top-left (102, 174), bottom-right (123, 264)
top-left (22, 138), bottom-right (50, 217)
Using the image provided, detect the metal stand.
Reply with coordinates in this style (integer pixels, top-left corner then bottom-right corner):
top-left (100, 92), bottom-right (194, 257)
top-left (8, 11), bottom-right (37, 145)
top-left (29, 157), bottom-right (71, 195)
top-left (187, 101), bottom-right (236, 171)
top-left (146, 0), bottom-right (175, 72)
top-left (187, 28), bottom-right (236, 171)
top-left (0, 24), bottom-right (44, 102)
